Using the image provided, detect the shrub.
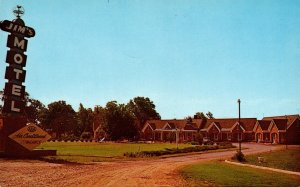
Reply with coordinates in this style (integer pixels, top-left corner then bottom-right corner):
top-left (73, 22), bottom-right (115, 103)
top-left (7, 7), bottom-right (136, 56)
top-left (189, 141), bottom-right (199, 145)
top-left (217, 142), bottom-right (233, 147)
top-left (124, 145), bottom-right (234, 158)
top-left (232, 151), bottom-right (246, 162)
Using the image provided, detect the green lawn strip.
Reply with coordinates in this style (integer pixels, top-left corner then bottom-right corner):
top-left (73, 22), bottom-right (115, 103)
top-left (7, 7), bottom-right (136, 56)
top-left (36, 142), bottom-right (235, 163)
top-left (159, 147), bottom-right (237, 158)
top-left (180, 160), bottom-right (300, 187)
top-left (244, 148), bottom-right (300, 172)
top-left (37, 142), bottom-right (195, 157)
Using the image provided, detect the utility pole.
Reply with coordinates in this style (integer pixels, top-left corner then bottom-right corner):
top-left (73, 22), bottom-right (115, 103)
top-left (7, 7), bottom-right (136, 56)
top-left (285, 115), bottom-right (288, 150)
top-left (238, 99), bottom-right (241, 152)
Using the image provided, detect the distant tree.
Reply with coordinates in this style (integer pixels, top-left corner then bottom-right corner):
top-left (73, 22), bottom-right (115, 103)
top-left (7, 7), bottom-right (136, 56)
top-left (76, 103), bottom-right (94, 138)
top-left (194, 111), bottom-right (215, 119)
top-left (39, 101), bottom-right (77, 139)
top-left (194, 112), bottom-right (207, 119)
top-left (185, 116), bottom-right (193, 123)
top-left (93, 105), bottom-right (107, 140)
top-left (127, 97), bottom-right (161, 134)
top-left (25, 98), bottom-right (46, 125)
top-left (105, 101), bottom-right (137, 140)
top-left (206, 111), bottom-right (214, 119)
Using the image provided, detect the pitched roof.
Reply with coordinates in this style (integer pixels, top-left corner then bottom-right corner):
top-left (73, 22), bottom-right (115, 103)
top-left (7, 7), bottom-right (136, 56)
top-left (256, 120), bottom-right (271, 131)
top-left (201, 118), bottom-right (257, 132)
top-left (271, 119), bottom-right (287, 131)
top-left (144, 120), bottom-right (166, 130)
top-left (263, 115), bottom-right (299, 128)
top-left (205, 122), bottom-right (221, 132)
top-left (149, 123), bottom-right (156, 130)
top-left (143, 119), bottom-right (202, 131)
top-left (184, 123), bottom-right (198, 130)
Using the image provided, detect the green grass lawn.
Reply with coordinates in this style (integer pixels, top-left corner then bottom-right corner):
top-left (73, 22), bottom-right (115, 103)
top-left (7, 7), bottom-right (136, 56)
top-left (244, 148), bottom-right (300, 172)
top-left (180, 160), bottom-right (300, 187)
top-left (37, 142), bottom-right (235, 163)
top-left (37, 141), bottom-right (195, 161)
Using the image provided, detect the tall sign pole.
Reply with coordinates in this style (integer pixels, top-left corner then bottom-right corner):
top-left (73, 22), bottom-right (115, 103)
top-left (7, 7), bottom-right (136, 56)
top-left (0, 6), bottom-right (55, 157)
top-left (1, 6), bottom-right (35, 114)
top-left (0, 5), bottom-right (36, 156)
top-left (237, 99), bottom-right (241, 152)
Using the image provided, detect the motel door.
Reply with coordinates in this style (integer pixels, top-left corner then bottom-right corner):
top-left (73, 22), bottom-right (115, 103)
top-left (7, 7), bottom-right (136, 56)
top-left (271, 133), bottom-right (278, 144)
top-left (256, 133), bottom-right (262, 143)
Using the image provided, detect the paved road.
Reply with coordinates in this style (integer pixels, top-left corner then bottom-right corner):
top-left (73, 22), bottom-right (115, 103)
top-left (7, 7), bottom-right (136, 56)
top-left (0, 143), bottom-right (283, 187)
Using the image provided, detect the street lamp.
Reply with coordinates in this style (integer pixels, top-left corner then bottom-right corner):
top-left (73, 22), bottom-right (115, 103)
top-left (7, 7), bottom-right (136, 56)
top-left (237, 99), bottom-right (241, 152)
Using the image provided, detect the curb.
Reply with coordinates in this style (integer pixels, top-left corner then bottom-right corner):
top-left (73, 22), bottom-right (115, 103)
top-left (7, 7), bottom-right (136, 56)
top-left (224, 160), bottom-right (300, 176)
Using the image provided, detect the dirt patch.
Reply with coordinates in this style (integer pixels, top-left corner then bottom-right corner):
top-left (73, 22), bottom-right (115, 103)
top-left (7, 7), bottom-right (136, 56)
top-left (0, 143), bottom-right (283, 187)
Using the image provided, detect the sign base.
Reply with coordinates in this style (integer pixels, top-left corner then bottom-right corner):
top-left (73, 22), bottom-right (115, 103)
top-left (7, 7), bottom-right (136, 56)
top-left (0, 149), bottom-right (57, 158)
top-left (0, 115), bottom-right (56, 158)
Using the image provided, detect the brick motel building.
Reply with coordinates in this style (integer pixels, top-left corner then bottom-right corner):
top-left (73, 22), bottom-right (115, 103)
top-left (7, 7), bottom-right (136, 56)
top-left (141, 115), bottom-right (300, 144)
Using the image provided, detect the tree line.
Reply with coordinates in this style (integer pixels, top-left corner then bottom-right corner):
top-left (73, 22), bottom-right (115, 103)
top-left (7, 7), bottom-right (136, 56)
top-left (0, 92), bottom-right (161, 141)
top-left (0, 92), bottom-right (214, 141)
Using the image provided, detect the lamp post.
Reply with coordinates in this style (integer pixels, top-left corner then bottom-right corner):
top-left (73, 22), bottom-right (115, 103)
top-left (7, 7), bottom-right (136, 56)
top-left (238, 99), bottom-right (241, 152)
top-left (285, 115), bottom-right (288, 150)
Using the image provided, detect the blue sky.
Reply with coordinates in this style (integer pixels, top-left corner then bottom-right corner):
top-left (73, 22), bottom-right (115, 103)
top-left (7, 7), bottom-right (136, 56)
top-left (0, 0), bottom-right (299, 119)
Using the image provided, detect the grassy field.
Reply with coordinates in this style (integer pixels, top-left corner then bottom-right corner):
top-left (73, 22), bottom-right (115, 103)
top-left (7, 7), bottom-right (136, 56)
top-left (244, 148), bottom-right (300, 172)
top-left (180, 160), bottom-right (300, 187)
top-left (37, 141), bottom-right (195, 162)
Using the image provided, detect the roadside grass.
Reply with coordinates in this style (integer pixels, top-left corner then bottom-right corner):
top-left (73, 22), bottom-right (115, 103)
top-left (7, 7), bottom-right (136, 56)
top-left (244, 148), bottom-right (300, 172)
top-left (36, 142), bottom-right (235, 163)
top-left (36, 142), bottom-right (196, 162)
top-left (37, 142), bottom-right (195, 156)
top-left (124, 143), bottom-right (234, 157)
top-left (180, 160), bottom-right (300, 187)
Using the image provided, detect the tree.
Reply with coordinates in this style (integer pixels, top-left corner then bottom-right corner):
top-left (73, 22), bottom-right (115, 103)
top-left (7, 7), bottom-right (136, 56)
top-left (39, 100), bottom-right (77, 139)
top-left (127, 97), bottom-right (161, 134)
top-left (185, 116), bottom-right (193, 123)
top-left (76, 103), bottom-right (94, 138)
top-left (93, 105), bottom-right (107, 141)
top-left (206, 111), bottom-right (214, 119)
top-left (194, 111), bottom-right (215, 119)
top-left (24, 98), bottom-right (46, 125)
top-left (105, 101), bottom-right (137, 140)
top-left (194, 112), bottom-right (207, 119)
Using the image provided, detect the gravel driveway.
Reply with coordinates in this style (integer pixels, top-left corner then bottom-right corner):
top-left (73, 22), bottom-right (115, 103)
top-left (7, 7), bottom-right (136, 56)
top-left (0, 143), bottom-right (283, 187)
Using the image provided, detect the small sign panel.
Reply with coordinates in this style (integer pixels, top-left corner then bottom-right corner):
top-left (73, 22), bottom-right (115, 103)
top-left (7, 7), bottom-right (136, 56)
top-left (7, 34), bottom-right (28, 51)
top-left (0, 20), bottom-right (35, 37)
top-left (3, 98), bottom-right (25, 113)
top-left (4, 82), bottom-right (25, 98)
top-left (5, 66), bottom-right (26, 82)
top-left (8, 123), bottom-right (51, 150)
top-left (6, 50), bottom-right (27, 67)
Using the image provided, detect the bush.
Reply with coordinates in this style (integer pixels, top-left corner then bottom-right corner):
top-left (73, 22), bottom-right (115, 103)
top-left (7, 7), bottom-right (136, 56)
top-left (124, 144), bottom-right (235, 158)
top-left (232, 151), bottom-right (246, 162)
top-left (217, 142), bottom-right (233, 147)
top-left (189, 141), bottom-right (200, 145)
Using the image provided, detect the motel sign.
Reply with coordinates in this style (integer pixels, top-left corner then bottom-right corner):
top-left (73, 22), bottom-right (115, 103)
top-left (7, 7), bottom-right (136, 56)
top-left (0, 6), bottom-right (35, 114)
